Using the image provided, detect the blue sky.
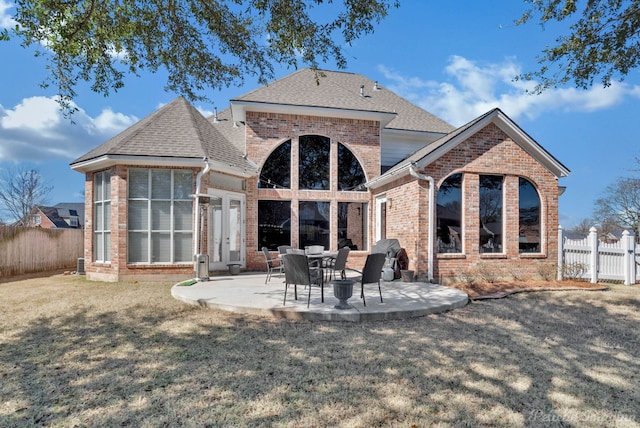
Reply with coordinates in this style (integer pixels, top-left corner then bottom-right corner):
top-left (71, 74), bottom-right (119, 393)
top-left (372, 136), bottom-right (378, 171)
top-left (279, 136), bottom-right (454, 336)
top-left (1, 1), bottom-right (639, 228)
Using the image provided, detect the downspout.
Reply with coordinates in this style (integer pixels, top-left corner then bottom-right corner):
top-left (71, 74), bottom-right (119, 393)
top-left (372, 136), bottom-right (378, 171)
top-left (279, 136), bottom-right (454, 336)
top-left (409, 161), bottom-right (435, 282)
top-left (193, 157), bottom-right (210, 261)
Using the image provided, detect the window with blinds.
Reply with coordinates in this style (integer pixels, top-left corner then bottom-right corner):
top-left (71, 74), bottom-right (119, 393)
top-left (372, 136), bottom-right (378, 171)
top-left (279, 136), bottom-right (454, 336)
top-left (128, 168), bottom-right (193, 264)
top-left (94, 170), bottom-right (112, 262)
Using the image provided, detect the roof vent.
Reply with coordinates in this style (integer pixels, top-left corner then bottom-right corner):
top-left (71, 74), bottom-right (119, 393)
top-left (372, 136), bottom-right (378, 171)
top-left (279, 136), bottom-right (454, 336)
top-left (360, 85), bottom-right (365, 97)
top-left (213, 107), bottom-right (219, 123)
top-left (373, 81), bottom-right (380, 91)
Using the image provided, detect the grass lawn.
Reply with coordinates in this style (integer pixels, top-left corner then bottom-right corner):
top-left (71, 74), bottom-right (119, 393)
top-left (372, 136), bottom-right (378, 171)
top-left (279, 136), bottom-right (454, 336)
top-left (1, 273), bottom-right (639, 427)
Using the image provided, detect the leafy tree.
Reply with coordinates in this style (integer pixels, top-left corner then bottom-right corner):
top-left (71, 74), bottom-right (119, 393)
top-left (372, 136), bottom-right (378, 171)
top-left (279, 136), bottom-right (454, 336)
top-left (0, 167), bottom-right (53, 226)
top-left (8, 0), bottom-right (398, 115)
top-left (516, 0), bottom-right (640, 92)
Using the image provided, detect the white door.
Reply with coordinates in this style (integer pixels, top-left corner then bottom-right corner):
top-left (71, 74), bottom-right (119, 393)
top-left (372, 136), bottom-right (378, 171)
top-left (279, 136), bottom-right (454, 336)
top-left (375, 196), bottom-right (387, 243)
top-left (208, 190), bottom-right (245, 270)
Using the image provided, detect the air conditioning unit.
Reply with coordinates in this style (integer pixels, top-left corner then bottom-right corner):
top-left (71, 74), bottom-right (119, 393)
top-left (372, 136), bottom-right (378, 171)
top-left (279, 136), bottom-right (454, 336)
top-left (77, 258), bottom-right (86, 275)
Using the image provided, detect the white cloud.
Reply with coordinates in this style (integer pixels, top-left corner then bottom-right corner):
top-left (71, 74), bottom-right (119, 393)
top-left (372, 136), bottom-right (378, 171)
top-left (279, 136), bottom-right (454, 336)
top-left (0, 0), bottom-right (15, 29)
top-left (0, 96), bottom-right (137, 162)
top-left (378, 56), bottom-right (640, 127)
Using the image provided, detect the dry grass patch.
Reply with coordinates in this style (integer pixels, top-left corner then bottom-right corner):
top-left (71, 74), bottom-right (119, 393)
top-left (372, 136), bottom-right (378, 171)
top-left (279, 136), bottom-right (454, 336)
top-left (450, 279), bottom-right (608, 299)
top-left (1, 273), bottom-right (639, 427)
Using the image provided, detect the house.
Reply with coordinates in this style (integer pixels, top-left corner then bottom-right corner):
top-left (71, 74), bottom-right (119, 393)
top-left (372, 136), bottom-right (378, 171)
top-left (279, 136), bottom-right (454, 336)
top-left (28, 205), bottom-right (82, 229)
top-left (54, 202), bottom-right (86, 228)
top-left (71, 69), bottom-right (569, 283)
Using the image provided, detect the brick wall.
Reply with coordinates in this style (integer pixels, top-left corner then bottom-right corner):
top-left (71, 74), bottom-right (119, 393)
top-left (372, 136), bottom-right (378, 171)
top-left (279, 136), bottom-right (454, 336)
top-left (84, 165), bottom-right (198, 282)
top-left (373, 123), bottom-right (560, 283)
top-left (245, 111), bottom-right (379, 271)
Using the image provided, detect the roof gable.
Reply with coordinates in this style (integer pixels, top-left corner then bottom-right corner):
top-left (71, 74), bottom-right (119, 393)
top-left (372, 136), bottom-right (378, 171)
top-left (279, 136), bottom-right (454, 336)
top-left (368, 108), bottom-right (570, 188)
top-left (71, 97), bottom-right (257, 175)
top-left (231, 69), bottom-right (454, 134)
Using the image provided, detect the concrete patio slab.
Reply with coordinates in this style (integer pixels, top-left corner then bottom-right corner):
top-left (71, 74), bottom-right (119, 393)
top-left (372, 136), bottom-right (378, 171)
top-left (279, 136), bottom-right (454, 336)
top-left (171, 272), bottom-right (469, 322)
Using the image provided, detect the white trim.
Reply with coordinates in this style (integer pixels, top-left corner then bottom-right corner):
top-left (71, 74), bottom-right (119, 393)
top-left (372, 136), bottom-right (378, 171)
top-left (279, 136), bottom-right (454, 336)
top-left (230, 100), bottom-right (397, 127)
top-left (71, 154), bottom-right (258, 177)
top-left (375, 195), bottom-right (387, 243)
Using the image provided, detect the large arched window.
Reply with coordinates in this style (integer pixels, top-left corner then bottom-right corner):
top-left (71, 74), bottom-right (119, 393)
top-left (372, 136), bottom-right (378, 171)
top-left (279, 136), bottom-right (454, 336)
top-left (338, 143), bottom-right (366, 191)
top-left (259, 140), bottom-right (291, 189)
top-left (437, 173), bottom-right (462, 253)
top-left (299, 135), bottom-right (330, 190)
top-left (519, 177), bottom-right (541, 253)
top-left (258, 135), bottom-right (369, 251)
top-left (479, 175), bottom-right (504, 253)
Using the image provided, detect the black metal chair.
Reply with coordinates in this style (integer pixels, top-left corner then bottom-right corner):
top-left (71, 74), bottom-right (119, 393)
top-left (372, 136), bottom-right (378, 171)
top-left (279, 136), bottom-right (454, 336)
top-left (282, 253), bottom-right (324, 307)
top-left (354, 253), bottom-right (386, 306)
top-left (277, 245), bottom-right (292, 255)
top-left (326, 247), bottom-right (350, 281)
top-left (262, 247), bottom-right (284, 284)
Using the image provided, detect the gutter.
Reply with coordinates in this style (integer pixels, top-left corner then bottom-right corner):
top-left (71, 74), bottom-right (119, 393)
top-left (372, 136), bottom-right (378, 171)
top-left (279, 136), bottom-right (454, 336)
top-left (193, 158), bottom-right (210, 273)
top-left (409, 161), bottom-right (435, 283)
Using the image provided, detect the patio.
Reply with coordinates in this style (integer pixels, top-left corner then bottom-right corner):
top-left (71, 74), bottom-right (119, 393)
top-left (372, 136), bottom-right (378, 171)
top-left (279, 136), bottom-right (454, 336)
top-left (171, 271), bottom-right (469, 321)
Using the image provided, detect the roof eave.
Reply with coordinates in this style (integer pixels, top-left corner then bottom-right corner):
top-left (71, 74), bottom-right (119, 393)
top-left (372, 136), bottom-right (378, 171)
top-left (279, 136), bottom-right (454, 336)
top-left (230, 100), bottom-right (397, 127)
top-left (365, 163), bottom-right (412, 190)
top-left (70, 155), bottom-right (258, 177)
top-left (413, 110), bottom-right (570, 179)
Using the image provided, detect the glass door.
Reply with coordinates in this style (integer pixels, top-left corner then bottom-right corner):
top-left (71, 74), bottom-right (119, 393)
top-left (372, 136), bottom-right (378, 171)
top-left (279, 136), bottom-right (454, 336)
top-left (207, 190), bottom-right (245, 270)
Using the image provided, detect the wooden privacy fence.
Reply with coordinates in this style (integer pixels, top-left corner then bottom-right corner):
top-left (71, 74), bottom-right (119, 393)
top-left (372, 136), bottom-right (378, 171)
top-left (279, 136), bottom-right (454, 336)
top-left (559, 226), bottom-right (639, 284)
top-left (0, 226), bottom-right (84, 277)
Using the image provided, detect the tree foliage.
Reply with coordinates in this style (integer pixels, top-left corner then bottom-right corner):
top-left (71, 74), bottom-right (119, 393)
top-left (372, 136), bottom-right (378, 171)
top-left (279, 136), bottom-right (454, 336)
top-left (517, 0), bottom-right (640, 92)
top-left (0, 167), bottom-right (53, 226)
top-left (9, 0), bottom-right (398, 115)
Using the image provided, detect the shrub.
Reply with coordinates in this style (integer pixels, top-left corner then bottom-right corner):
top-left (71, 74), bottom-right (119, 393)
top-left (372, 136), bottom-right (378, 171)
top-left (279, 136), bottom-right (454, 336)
top-left (474, 262), bottom-right (501, 284)
top-left (537, 263), bottom-right (557, 281)
top-left (562, 262), bottom-right (587, 280)
top-left (457, 268), bottom-right (477, 286)
top-left (508, 261), bottom-right (529, 282)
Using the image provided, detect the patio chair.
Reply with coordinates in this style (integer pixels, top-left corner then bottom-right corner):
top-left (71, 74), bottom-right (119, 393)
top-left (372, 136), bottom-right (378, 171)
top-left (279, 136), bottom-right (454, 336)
top-left (277, 245), bottom-right (292, 255)
top-left (325, 247), bottom-right (350, 281)
top-left (262, 247), bottom-right (284, 284)
top-left (282, 253), bottom-right (324, 308)
top-left (354, 253), bottom-right (386, 306)
top-left (305, 245), bottom-right (325, 255)
top-left (286, 248), bottom-right (306, 255)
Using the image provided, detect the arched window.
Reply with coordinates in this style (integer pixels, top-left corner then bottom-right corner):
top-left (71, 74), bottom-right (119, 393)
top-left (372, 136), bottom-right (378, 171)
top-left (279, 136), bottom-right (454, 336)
top-left (479, 175), bottom-right (504, 253)
top-left (338, 143), bottom-right (366, 191)
top-left (437, 173), bottom-right (462, 253)
top-left (519, 177), bottom-right (541, 253)
top-left (259, 140), bottom-right (291, 189)
top-left (299, 135), bottom-right (330, 190)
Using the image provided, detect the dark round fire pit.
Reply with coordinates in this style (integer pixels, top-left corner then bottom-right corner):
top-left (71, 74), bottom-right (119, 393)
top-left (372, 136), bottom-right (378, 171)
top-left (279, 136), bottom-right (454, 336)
top-left (332, 279), bottom-right (355, 310)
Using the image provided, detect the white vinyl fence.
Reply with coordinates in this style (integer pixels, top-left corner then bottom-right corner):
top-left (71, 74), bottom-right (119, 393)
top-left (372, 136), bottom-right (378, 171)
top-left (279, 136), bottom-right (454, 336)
top-left (559, 226), bottom-right (639, 284)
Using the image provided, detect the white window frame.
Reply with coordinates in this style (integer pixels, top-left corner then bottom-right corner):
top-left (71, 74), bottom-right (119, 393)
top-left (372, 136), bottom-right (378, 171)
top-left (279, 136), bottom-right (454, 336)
top-left (128, 168), bottom-right (193, 264)
top-left (375, 195), bottom-right (387, 243)
top-left (94, 170), bottom-right (111, 263)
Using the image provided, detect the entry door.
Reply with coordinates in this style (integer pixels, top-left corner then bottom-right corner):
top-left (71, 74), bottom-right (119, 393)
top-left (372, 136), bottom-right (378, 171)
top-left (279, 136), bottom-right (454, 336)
top-left (208, 190), bottom-right (245, 270)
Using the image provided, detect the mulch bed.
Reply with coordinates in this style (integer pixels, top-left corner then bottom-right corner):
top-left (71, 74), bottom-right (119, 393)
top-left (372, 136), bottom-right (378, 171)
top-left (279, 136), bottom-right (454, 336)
top-left (449, 279), bottom-right (610, 300)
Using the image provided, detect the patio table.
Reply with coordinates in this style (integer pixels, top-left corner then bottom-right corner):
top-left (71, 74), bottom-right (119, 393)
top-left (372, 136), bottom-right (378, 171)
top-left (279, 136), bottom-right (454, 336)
top-left (306, 252), bottom-right (337, 303)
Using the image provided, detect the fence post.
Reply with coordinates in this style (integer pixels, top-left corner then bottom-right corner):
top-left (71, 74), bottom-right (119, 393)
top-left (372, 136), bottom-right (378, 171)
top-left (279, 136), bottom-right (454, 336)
top-left (622, 230), bottom-right (633, 285)
top-left (557, 225), bottom-right (564, 280)
top-left (589, 227), bottom-right (598, 283)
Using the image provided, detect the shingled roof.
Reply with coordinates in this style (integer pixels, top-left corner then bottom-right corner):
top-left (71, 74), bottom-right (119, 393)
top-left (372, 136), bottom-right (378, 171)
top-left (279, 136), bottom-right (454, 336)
top-left (71, 97), bottom-right (256, 175)
top-left (231, 69), bottom-right (454, 134)
top-left (367, 108), bottom-right (570, 189)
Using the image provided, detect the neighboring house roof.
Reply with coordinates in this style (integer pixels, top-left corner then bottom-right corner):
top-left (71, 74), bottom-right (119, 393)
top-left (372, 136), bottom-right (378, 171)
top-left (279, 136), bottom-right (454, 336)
top-left (55, 202), bottom-right (85, 226)
top-left (71, 97), bottom-right (258, 176)
top-left (36, 206), bottom-right (78, 228)
top-left (367, 108), bottom-right (571, 189)
top-left (230, 68), bottom-right (454, 134)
